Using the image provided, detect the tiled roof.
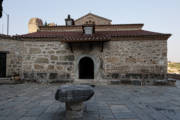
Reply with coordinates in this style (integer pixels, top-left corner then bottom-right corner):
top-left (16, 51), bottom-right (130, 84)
top-left (18, 31), bottom-right (111, 42)
top-left (16, 30), bottom-right (171, 42)
top-left (106, 30), bottom-right (170, 37)
top-left (62, 32), bottom-right (111, 42)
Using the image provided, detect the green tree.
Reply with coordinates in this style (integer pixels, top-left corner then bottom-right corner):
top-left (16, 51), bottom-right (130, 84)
top-left (0, 0), bottom-right (3, 18)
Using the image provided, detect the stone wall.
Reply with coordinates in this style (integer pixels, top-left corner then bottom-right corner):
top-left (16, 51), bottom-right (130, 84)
top-left (21, 41), bottom-right (105, 83)
top-left (102, 39), bottom-right (167, 84)
top-left (168, 74), bottom-right (180, 80)
top-left (21, 39), bottom-right (167, 84)
top-left (0, 38), bottom-right (23, 77)
top-left (22, 41), bottom-right (74, 82)
top-left (0, 36), bottom-right (168, 85)
top-left (75, 14), bottom-right (111, 25)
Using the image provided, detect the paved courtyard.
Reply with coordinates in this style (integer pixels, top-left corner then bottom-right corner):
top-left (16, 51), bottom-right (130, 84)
top-left (0, 81), bottom-right (180, 120)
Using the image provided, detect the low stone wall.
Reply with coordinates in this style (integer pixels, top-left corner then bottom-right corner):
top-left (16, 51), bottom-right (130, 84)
top-left (168, 74), bottom-right (180, 80)
top-left (108, 73), bottom-right (166, 85)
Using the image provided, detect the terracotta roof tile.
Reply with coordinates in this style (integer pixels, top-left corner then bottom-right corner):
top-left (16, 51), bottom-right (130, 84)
top-left (16, 30), bottom-right (171, 42)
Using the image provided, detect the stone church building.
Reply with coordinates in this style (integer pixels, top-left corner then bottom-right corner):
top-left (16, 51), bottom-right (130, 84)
top-left (0, 13), bottom-right (171, 85)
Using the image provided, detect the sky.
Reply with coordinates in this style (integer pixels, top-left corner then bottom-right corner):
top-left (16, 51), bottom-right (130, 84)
top-left (0, 0), bottom-right (180, 62)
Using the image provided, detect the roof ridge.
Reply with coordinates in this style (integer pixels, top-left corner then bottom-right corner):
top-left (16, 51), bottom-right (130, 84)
top-left (39, 23), bottom-right (144, 28)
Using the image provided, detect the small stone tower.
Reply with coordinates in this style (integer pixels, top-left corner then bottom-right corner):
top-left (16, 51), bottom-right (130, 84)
top-left (28, 18), bottom-right (43, 33)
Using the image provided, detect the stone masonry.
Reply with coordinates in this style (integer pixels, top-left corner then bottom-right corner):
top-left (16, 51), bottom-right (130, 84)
top-left (0, 37), bottom-right (167, 84)
top-left (0, 37), bottom-right (23, 77)
top-left (75, 13), bottom-right (112, 25)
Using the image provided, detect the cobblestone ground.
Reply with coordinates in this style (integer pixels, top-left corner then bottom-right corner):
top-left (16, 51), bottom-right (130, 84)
top-left (1, 81), bottom-right (180, 120)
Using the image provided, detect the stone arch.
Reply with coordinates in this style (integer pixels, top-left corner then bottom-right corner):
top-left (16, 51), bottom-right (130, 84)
top-left (75, 55), bottom-right (100, 80)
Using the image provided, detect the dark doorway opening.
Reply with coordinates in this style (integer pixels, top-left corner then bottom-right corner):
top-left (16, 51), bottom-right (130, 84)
top-left (79, 57), bottom-right (94, 79)
top-left (0, 53), bottom-right (6, 77)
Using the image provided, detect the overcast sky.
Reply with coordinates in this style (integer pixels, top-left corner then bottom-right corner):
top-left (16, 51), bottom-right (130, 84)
top-left (1, 0), bottom-right (180, 62)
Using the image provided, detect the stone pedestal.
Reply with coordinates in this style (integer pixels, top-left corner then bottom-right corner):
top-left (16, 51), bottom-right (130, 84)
top-left (55, 85), bottom-right (94, 120)
top-left (66, 102), bottom-right (84, 120)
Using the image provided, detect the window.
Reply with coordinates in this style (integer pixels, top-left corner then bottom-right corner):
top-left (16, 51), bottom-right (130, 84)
top-left (84, 26), bottom-right (93, 35)
top-left (67, 20), bottom-right (72, 26)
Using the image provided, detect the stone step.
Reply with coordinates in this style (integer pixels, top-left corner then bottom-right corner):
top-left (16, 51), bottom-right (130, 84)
top-left (73, 79), bottom-right (107, 85)
top-left (0, 77), bottom-right (11, 81)
top-left (73, 79), bottom-right (95, 86)
top-left (0, 77), bottom-right (17, 85)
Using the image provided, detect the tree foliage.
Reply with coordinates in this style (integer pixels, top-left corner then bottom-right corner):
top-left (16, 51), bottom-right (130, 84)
top-left (0, 0), bottom-right (3, 18)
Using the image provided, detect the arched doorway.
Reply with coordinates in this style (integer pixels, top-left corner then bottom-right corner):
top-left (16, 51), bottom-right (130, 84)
top-left (79, 57), bottom-right (94, 79)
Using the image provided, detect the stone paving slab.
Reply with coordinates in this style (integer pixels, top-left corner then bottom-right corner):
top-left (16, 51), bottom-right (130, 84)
top-left (0, 81), bottom-right (180, 120)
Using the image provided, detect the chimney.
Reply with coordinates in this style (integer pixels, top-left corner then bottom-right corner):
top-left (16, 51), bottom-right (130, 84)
top-left (65, 14), bottom-right (74, 26)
